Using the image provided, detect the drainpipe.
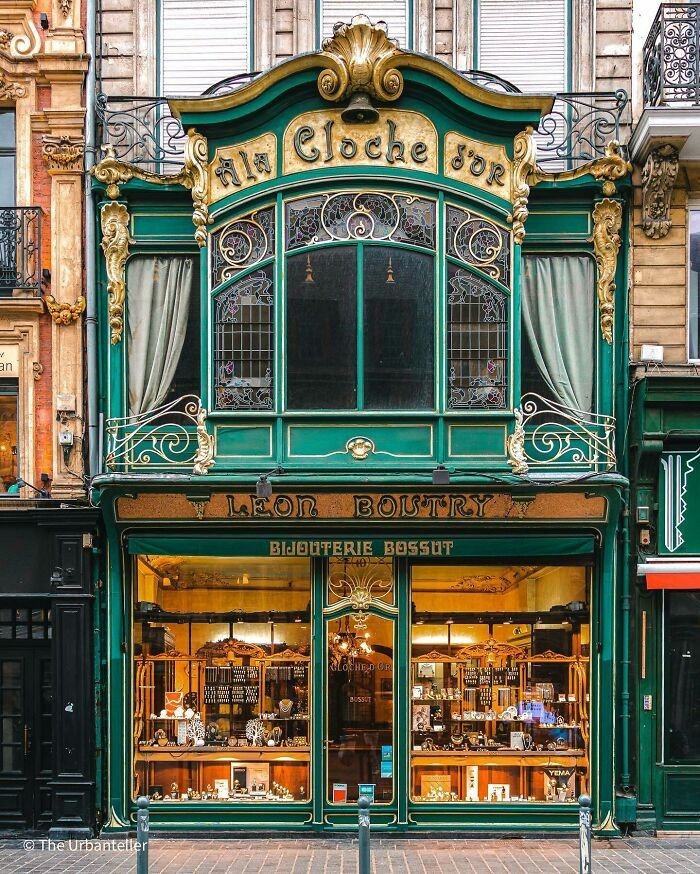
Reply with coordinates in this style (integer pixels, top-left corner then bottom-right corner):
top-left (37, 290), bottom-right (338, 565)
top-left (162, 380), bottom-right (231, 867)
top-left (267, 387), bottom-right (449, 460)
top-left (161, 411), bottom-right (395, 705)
top-left (85, 0), bottom-right (99, 479)
top-left (620, 491), bottom-right (632, 789)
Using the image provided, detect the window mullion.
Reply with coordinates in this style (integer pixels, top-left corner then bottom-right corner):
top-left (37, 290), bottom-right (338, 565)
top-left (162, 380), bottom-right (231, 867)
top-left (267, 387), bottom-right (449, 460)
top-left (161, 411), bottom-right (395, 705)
top-left (356, 243), bottom-right (364, 410)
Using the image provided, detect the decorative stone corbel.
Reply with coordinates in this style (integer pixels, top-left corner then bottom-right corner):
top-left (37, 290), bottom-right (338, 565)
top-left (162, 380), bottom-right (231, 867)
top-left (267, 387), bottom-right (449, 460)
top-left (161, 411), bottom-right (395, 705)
top-left (44, 294), bottom-right (86, 325)
top-left (42, 134), bottom-right (85, 173)
top-left (641, 144), bottom-right (679, 239)
top-left (100, 202), bottom-right (131, 344)
top-left (317, 15), bottom-right (403, 104)
top-left (511, 128), bottom-right (537, 244)
top-left (506, 408), bottom-right (529, 475)
top-left (592, 199), bottom-right (622, 344)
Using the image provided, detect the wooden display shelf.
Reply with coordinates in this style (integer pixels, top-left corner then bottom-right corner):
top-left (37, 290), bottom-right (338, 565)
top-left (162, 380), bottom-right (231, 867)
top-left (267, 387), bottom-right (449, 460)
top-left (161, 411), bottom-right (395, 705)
top-left (137, 745), bottom-right (310, 761)
top-left (411, 750), bottom-right (585, 765)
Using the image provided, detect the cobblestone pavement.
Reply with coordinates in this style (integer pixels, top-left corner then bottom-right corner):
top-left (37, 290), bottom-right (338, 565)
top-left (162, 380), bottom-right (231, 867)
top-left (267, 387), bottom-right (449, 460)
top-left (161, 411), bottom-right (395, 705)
top-left (3, 836), bottom-right (700, 874)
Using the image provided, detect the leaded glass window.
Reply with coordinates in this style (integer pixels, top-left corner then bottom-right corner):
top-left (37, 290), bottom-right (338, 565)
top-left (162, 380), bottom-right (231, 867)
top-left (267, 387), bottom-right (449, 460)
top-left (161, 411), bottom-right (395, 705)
top-left (446, 204), bottom-right (510, 286)
top-left (211, 206), bottom-right (275, 288)
top-left (447, 266), bottom-right (508, 409)
top-left (214, 266), bottom-right (273, 410)
top-left (285, 192), bottom-right (435, 251)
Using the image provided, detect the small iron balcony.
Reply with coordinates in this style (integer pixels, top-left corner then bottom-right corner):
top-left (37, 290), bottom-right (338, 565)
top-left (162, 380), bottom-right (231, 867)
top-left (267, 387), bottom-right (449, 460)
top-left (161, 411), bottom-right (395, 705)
top-left (0, 207), bottom-right (42, 297)
top-left (644, 3), bottom-right (700, 106)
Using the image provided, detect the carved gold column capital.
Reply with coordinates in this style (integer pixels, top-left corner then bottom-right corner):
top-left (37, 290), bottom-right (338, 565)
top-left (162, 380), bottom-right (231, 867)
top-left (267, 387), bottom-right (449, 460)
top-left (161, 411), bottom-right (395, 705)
top-left (42, 134), bottom-right (85, 173)
top-left (511, 127), bottom-right (537, 245)
top-left (182, 128), bottom-right (210, 248)
top-left (100, 202), bottom-right (131, 344)
top-left (44, 294), bottom-right (86, 325)
top-left (641, 144), bottom-right (679, 240)
top-left (0, 71), bottom-right (27, 100)
top-left (592, 198), bottom-right (622, 344)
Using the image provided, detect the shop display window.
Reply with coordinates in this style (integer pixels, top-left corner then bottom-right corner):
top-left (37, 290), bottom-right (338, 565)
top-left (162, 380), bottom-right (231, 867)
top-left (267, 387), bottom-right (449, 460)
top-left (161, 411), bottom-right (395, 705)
top-left (133, 556), bottom-right (311, 803)
top-left (665, 591), bottom-right (700, 762)
top-left (410, 564), bottom-right (590, 804)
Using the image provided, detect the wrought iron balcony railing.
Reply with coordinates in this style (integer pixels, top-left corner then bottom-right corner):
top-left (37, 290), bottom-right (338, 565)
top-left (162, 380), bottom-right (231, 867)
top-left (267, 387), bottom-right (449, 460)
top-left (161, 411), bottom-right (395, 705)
top-left (518, 393), bottom-right (616, 472)
top-left (644, 3), bottom-right (700, 105)
top-left (105, 394), bottom-right (215, 475)
top-left (0, 207), bottom-right (41, 296)
top-left (95, 86), bottom-right (629, 172)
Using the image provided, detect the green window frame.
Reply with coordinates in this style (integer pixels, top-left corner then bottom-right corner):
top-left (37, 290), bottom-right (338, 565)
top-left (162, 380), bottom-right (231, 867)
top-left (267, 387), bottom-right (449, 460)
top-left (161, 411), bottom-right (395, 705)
top-left (209, 187), bottom-right (513, 416)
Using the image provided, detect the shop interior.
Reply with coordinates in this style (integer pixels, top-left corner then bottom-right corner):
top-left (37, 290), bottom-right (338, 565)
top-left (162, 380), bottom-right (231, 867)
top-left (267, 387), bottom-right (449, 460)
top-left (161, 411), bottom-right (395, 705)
top-left (132, 555), bottom-right (589, 806)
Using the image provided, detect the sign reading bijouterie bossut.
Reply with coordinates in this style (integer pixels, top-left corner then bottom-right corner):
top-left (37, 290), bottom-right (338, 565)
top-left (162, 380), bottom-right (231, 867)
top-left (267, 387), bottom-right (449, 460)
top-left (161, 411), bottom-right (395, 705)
top-left (115, 491), bottom-right (607, 521)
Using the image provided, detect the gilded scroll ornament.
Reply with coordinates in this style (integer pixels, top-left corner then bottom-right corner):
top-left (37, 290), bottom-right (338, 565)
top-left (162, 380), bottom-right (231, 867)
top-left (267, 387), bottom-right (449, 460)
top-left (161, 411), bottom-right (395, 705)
top-left (346, 437), bottom-right (375, 460)
top-left (0, 72), bottom-right (26, 99)
top-left (592, 199), bottom-right (622, 344)
top-left (642, 144), bottom-right (679, 239)
top-left (530, 140), bottom-right (632, 190)
top-left (42, 134), bottom-right (84, 172)
top-left (182, 129), bottom-right (210, 248)
top-left (100, 202), bottom-right (131, 345)
top-left (511, 128), bottom-right (537, 245)
top-left (318, 14), bottom-right (403, 104)
top-left (192, 405), bottom-right (215, 475)
top-left (92, 144), bottom-right (190, 199)
top-left (44, 294), bottom-right (86, 325)
top-left (507, 408), bottom-right (529, 475)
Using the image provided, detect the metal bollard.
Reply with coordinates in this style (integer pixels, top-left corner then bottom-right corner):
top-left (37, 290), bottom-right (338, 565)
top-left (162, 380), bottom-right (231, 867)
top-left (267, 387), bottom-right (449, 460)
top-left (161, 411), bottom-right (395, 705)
top-left (578, 794), bottom-right (592, 874)
top-left (136, 795), bottom-right (150, 874)
top-left (358, 795), bottom-right (371, 874)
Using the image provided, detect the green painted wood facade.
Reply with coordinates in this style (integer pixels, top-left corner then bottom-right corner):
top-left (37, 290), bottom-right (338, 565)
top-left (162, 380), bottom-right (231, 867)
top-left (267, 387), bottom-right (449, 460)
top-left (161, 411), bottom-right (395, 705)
top-left (630, 376), bottom-right (700, 831)
top-left (91, 40), bottom-right (632, 833)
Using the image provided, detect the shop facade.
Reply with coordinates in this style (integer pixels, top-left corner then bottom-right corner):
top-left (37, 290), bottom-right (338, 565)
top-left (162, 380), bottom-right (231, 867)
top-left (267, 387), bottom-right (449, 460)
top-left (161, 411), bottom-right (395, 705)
top-left (91, 17), bottom-right (632, 833)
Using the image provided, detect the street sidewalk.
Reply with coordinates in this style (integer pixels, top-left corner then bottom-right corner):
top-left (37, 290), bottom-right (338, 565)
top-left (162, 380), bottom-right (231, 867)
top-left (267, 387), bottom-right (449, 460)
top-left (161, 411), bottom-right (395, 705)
top-left (3, 836), bottom-right (700, 874)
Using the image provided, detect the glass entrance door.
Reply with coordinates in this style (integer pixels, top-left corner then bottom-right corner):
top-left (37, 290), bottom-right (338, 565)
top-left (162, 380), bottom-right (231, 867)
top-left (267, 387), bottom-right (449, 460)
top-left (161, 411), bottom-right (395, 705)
top-left (323, 558), bottom-right (397, 823)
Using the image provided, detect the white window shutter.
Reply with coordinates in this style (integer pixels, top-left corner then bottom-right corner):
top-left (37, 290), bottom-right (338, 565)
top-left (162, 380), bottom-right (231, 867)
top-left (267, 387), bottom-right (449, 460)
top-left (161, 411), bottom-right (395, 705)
top-left (161, 0), bottom-right (250, 97)
top-left (477, 0), bottom-right (567, 93)
top-left (320, 2), bottom-right (409, 49)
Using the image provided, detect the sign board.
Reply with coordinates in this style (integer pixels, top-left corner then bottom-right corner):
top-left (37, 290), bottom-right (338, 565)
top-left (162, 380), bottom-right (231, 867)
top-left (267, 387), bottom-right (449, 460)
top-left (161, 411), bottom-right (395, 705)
top-left (659, 450), bottom-right (700, 554)
top-left (0, 346), bottom-right (19, 376)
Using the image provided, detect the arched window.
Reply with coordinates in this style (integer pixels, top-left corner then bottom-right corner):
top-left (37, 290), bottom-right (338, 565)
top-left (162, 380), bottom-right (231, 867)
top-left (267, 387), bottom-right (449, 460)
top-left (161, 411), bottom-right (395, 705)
top-left (210, 190), bottom-right (511, 414)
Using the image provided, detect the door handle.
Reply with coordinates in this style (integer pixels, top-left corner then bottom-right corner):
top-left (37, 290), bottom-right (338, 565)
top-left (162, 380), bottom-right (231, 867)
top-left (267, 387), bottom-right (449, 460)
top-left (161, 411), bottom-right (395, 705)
top-left (23, 725), bottom-right (31, 755)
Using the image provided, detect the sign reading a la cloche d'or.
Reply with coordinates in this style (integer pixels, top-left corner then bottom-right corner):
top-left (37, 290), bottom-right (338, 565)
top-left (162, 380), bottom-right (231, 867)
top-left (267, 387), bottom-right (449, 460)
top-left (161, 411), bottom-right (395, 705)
top-left (206, 110), bottom-right (513, 204)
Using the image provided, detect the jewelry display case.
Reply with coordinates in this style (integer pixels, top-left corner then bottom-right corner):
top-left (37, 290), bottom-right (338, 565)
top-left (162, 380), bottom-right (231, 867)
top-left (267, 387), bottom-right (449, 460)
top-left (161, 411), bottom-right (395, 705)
top-left (410, 643), bottom-right (589, 803)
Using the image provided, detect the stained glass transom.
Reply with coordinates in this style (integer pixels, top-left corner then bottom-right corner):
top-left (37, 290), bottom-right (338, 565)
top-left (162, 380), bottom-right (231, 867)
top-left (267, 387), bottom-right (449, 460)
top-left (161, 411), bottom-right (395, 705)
top-left (211, 206), bottom-right (275, 288)
top-left (214, 266), bottom-right (273, 410)
top-left (285, 192), bottom-right (436, 251)
top-left (447, 266), bottom-right (508, 409)
top-left (446, 205), bottom-right (510, 286)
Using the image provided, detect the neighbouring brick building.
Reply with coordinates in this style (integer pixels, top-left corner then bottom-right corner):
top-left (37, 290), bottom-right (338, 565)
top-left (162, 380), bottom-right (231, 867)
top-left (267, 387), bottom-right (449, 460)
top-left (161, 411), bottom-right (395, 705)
top-left (0, 0), bottom-right (98, 836)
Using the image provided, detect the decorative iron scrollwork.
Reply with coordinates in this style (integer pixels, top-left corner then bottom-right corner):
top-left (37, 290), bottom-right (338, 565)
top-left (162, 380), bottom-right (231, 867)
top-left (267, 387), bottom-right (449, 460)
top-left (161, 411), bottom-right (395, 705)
top-left (105, 394), bottom-right (215, 475)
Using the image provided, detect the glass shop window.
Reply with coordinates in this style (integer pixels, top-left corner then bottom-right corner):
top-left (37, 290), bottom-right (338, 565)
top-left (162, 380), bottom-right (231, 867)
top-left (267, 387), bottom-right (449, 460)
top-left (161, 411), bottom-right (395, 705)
top-left (665, 591), bottom-right (700, 762)
top-left (410, 564), bottom-right (590, 804)
top-left (126, 256), bottom-right (201, 414)
top-left (285, 192), bottom-right (436, 411)
top-left (133, 556), bottom-right (311, 803)
top-left (0, 109), bottom-right (15, 208)
top-left (0, 380), bottom-right (19, 494)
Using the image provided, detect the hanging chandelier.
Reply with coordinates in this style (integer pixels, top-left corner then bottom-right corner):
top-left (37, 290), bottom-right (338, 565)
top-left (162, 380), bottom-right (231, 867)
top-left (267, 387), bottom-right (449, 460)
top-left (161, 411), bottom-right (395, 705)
top-left (330, 616), bottom-right (373, 664)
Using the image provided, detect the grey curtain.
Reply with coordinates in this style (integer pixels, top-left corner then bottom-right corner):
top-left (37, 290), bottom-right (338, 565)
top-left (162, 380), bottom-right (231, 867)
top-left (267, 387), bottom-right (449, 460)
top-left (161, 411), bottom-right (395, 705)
top-left (522, 255), bottom-right (595, 412)
top-left (127, 255), bottom-right (194, 415)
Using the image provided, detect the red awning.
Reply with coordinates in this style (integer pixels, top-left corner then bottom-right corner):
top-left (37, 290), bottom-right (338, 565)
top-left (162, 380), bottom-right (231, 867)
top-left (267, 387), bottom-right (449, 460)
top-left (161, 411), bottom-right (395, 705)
top-left (647, 573), bottom-right (700, 590)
